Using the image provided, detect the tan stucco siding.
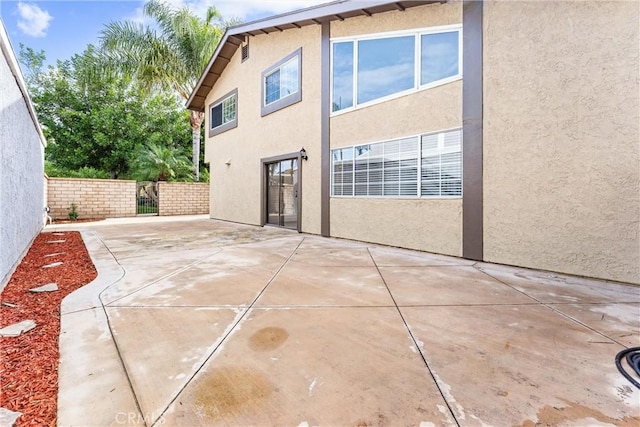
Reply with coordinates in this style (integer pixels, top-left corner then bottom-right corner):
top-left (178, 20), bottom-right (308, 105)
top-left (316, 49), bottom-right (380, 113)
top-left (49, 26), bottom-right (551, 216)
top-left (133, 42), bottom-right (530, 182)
top-left (204, 25), bottom-right (322, 233)
top-left (329, 2), bottom-right (463, 256)
top-left (330, 81), bottom-right (461, 147)
top-left (483, 1), bottom-right (640, 284)
top-left (331, 198), bottom-right (462, 256)
top-left (330, 1), bottom-right (461, 38)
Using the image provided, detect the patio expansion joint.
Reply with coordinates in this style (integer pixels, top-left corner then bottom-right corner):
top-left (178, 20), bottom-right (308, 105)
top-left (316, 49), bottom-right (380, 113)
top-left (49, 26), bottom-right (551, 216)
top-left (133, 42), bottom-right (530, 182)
top-left (100, 247), bottom-right (224, 306)
top-left (475, 268), bottom-right (633, 348)
top-left (71, 229), bottom-right (147, 426)
top-left (366, 248), bottom-right (462, 427)
top-left (150, 236), bottom-right (308, 425)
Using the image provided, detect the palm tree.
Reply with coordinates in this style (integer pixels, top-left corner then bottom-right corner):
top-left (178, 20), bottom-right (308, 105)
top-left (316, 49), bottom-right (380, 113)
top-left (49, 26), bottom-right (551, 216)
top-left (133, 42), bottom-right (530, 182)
top-left (133, 143), bottom-right (192, 182)
top-left (101, 0), bottom-right (230, 181)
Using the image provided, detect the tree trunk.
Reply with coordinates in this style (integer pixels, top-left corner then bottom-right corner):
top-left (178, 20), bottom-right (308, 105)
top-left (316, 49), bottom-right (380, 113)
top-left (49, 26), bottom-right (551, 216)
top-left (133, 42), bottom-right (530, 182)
top-left (190, 110), bottom-right (204, 181)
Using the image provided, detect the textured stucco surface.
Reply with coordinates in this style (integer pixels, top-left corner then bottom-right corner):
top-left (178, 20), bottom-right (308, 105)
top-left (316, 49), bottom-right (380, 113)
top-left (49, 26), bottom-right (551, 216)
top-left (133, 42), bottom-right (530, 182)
top-left (204, 25), bottom-right (322, 234)
top-left (330, 0), bottom-right (461, 38)
top-left (0, 28), bottom-right (46, 290)
top-left (483, 1), bottom-right (640, 284)
top-left (331, 198), bottom-right (462, 256)
top-left (329, 2), bottom-right (463, 256)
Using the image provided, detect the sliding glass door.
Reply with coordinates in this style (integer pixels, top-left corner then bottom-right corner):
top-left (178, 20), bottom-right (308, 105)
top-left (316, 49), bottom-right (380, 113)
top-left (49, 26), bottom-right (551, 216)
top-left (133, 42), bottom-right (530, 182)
top-left (266, 158), bottom-right (299, 230)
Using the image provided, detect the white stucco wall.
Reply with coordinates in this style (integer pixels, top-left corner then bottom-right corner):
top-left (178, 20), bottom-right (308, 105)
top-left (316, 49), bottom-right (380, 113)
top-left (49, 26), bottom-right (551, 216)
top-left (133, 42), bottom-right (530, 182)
top-left (0, 19), bottom-right (47, 290)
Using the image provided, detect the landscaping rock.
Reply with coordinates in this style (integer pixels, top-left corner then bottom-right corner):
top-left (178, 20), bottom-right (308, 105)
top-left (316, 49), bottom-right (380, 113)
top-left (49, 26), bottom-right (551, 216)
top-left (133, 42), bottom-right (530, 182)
top-left (0, 407), bottom-right (22, 426)
top-left (29, 283), bottom-right (59, 293)
top-left (44, 252), bottom-right (65, 257)
top-left (0, 320), bottom-right (36, 337)
top-left (43, 261), bottom-right (63, 269)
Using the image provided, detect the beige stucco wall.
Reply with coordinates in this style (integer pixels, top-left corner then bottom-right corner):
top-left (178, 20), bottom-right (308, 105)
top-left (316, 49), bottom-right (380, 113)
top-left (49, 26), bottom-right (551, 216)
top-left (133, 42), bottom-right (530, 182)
top-left (329, 2), bottom-right (463, 256)
top-left (204, 25), bottom-right (322, 234)
top-left (483, 1), bottom-right (640, 284)
top-left (331, 198), bottom-right (462, 256)
top-left (330, 0), bottom-right (461, 38)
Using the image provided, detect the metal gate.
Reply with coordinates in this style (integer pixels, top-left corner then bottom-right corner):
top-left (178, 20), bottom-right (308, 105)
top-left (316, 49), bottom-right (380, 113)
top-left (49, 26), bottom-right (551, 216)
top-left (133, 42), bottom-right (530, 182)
top-left (136, 182), bottom-right (158, 215)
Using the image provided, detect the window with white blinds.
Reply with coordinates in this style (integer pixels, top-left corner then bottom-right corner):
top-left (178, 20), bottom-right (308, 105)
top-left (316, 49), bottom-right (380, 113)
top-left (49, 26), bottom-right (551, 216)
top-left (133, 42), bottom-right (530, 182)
top-left (421, 129), bottom-right (462, 196)
top-left (331, 129), bottom-right (462, 198)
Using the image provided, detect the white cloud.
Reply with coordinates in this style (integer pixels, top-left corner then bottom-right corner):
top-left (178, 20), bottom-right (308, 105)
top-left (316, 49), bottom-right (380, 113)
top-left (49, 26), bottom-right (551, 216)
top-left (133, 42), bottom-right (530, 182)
top-left (127, 0), bottom-right (331, 26)
top-left (16, 2), bottom-right (53, 37)
top-left (213, 0), bottom-right (332, 21)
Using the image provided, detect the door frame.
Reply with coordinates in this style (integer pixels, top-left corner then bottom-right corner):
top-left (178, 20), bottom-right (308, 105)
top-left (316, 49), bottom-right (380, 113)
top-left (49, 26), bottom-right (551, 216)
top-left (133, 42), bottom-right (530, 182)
top-left (261, 151), bottom-right (303, 232)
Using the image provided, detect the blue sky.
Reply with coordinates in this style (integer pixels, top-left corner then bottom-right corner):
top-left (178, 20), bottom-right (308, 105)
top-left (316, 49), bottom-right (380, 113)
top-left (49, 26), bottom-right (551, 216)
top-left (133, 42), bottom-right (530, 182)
top-left (0, 0), bottom-right (329, 67)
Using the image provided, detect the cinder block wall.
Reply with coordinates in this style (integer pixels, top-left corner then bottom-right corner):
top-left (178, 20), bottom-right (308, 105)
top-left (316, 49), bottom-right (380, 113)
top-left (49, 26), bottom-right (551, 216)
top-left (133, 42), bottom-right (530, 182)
top-left (47, 178), bottom-right (136, 220)
top-left (158, 182), bottom-right (209, 216)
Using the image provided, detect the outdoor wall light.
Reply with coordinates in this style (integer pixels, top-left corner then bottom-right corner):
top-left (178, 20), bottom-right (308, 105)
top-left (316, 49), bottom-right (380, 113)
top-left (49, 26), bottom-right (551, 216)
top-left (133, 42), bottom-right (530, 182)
top-left (225, 158), bottom-right (231, 165)
top-left (300, 147), bottom-right (308, 161)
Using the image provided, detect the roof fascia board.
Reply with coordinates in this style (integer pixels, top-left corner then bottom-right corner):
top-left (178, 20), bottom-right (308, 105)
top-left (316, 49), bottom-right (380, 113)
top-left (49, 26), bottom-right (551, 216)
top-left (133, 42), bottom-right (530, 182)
top-left (187, 0), bottom-right (442, 110)
top-left (186, 29), bottom-right (233, 109)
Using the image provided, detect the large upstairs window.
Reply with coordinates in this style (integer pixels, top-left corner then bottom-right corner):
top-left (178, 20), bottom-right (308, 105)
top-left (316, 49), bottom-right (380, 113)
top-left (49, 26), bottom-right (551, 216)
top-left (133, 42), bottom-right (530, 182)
top-left (331, 25), bottom-right (461, 113)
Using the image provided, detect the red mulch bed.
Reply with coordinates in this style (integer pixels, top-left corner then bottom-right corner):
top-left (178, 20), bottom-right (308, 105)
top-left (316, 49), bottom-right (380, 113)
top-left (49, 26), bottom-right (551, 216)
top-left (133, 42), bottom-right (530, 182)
top-left (0, 232), bottom-right (97, 426)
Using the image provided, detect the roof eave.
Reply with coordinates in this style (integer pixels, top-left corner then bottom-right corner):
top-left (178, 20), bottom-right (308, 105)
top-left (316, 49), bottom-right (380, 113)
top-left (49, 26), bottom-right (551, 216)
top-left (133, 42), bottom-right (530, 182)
top-left (186, 0), bottom-right (445, 111)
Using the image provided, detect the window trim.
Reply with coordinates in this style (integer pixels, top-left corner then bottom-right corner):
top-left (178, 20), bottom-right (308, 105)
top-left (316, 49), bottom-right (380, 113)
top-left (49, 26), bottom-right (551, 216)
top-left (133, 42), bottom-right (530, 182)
top-left (330, 25), bottom-right (462, 116)
top-left (208, 88), bottom-right (238, 137)
top-left (331, 128), bottom-right (463, 199)
top-left (261, 48), bottom-right (303, 117)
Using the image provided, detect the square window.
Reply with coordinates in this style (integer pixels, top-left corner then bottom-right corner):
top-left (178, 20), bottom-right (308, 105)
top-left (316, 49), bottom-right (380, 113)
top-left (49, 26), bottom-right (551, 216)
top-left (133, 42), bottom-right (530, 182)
top-left (208, 88), bottom-right (238, 137)
top-left (261, 48), bottom-right (302, 116)
top-left (357, 35), bottom-right (415, 105)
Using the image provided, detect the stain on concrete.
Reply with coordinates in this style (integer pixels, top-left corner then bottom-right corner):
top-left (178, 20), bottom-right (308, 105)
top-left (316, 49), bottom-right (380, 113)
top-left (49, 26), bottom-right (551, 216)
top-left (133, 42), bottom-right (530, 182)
top-left (192, 367), bottom-right (274, 419)
top-left (248, 327), bottom-right (289, 351)
top-left (354, 413), bottom-right (388, 427)
top-left (518, 398), bottom-right (640, 426)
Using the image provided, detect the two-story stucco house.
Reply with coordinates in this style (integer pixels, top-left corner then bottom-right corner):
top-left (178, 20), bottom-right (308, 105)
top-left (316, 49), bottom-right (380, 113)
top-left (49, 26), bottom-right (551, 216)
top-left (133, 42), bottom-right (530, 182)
top-left (187, 0), bottom-right (639, 285)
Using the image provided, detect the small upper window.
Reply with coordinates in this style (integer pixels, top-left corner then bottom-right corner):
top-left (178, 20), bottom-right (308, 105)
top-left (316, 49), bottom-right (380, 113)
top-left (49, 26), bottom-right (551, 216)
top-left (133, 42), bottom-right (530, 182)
top-left (261, 48), bottom-right (302, 116)
top-left (208, 88), bottom-right (238, 137)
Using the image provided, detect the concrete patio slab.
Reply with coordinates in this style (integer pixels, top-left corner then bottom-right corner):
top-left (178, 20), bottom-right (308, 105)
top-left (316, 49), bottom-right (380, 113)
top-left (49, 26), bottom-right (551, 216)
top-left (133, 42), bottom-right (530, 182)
top-left (546, 303), bottom-right (640, 347)
top-left (289, 240), bottom-right (375, 267)
top-left (99, 251), bottom-right (222, 305)
top-left (160, 307), bottom-right (457, 426)
top-left (380, 265), bottom-right (535, 306)
top-left (369, 246), bottom-right (476, 267)
top-left (110, 264), bottom-right (278, 307)
top-left (476, 263), bottom-right (640, 303)
top-left (401, 305), bottom-right (640, 426)
top-left (256, 262), bottom-right (393, 307)
top-left (58, 308), bottom-right (143, 426)
top-left (105, 306), bottom-right (245, 425)
top-left (51, 216), bottom-right (640, 426)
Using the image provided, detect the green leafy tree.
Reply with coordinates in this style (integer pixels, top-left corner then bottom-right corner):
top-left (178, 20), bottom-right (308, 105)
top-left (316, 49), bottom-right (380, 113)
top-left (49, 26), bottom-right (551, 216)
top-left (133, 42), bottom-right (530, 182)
top-left (132, 143), bottom-right (193, 182)
top-left (101, 0), bottom-right (237, 181)
top-left (20, 44), bottom-right (193, 179)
